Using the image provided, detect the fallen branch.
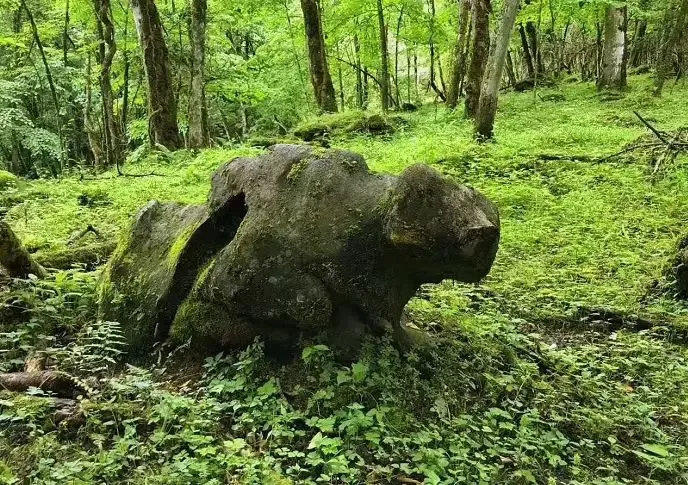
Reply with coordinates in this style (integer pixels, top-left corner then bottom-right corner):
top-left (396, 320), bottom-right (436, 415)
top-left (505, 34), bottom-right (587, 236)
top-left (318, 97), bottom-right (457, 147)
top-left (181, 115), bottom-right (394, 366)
top-left (35, 241), bottom-right (116, 270)
top-left (633, 111), bottom-right (669, 145)
top-left (67, 224), bottom-right (102, 245)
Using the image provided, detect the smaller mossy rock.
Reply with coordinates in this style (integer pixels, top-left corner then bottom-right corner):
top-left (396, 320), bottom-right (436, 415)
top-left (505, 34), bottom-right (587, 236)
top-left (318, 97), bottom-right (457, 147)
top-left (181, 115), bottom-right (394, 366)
top-left (400, 102), bottom-right (419, 112)
top-left (0, 171), bottom-right (17, 189)
top-left (293, 122), bottom-right (330, 142)
top-left (293, 111), bottom-right (404, 141)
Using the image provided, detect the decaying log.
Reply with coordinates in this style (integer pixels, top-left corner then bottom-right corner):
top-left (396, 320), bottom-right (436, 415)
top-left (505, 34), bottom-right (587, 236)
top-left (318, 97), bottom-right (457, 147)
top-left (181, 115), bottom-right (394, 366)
top-left (35, 241), bottom-right (116, 271)
top-left (0, 371), bottom-right (87, 398)
top-left (0, 221), bottom-right (47, 279)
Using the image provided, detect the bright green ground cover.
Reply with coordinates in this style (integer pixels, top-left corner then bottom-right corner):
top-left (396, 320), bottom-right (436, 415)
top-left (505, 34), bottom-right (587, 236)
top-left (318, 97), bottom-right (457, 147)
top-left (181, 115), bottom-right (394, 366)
top-left (2, 75), bottom-right (688, 483)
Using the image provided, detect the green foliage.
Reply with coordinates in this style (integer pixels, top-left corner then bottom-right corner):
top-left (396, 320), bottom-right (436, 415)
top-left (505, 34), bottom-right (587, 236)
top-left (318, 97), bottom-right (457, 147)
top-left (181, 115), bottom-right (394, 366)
top-left (2, 76), bottom-right (688, 483)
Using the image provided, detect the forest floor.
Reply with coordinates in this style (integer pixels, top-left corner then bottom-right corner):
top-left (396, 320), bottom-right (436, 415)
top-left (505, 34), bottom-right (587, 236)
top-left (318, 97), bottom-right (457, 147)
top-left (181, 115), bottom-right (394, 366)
top-left (2, 74), bottom-right (688, 483)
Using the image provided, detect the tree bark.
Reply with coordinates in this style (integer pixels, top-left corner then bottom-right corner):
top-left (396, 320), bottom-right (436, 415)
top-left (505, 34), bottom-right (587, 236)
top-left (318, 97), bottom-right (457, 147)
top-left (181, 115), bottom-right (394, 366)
top-left (525, 21), bottom-right (543, 74)
top-left (377, 0), bottom-right (391, 111)
top-left (354, 34), bottom-right (364, 108)
top-left (629, 19), bottom-right (647, 67)
top-left (654, 0), bottom-right (688, 94)
top-left (519, 24), bottom-right (535, 78)
top-left (475, 0), bottom-right (520, 139)
top-left (598, 5), bottom-right (627, 90)
top-left (93, 0), bottom-right (123, 166)
top-left (447, 0), bottom-right (472, 109)
top-left (188, 0), bottom-right (208, 148)
top-left (0, 221), bottom-right (47, 279)
top-left (300, 0), bottom-right (338, 113)
top-left (131, 0), bottom-right (181, 148)
top-left (464, 0), bottom-right (491, 118)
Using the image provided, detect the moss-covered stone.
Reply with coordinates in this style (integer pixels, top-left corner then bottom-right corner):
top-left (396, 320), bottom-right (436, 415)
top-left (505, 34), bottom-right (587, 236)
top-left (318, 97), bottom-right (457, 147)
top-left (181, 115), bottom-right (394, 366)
top-left (99, 144), bottom-right (500, 360)
top-left (0, 171), bottom-right (17, 189)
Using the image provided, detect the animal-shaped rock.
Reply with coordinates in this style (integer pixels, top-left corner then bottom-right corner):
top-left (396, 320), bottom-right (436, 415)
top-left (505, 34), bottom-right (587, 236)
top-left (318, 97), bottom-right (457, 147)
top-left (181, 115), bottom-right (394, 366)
top-left (99, 145), bottom-right (500, 356)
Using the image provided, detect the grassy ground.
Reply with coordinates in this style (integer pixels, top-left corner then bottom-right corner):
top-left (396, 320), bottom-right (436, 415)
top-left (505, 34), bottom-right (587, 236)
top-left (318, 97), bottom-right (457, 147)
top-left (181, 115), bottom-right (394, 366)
top-left (2, 75), bottom-right (688, 483)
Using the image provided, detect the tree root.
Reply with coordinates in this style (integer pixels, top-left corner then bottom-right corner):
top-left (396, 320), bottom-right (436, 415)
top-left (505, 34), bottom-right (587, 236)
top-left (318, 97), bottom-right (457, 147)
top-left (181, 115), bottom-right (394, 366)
top-left (0, 371), bottom-right (88, 399)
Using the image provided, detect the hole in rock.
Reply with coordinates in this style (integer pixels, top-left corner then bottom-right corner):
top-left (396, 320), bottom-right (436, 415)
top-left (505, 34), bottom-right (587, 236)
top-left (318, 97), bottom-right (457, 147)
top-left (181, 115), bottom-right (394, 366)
top-left (154, 193), bottom-right (248, 341)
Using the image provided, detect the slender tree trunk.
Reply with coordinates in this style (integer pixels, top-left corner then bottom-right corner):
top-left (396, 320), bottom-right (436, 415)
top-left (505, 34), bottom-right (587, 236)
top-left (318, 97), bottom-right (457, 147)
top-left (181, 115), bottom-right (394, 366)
top-left (363, 67), bottom-right (370, 109)
top-left (630, 19), bottom-right (647, 67)
top-left (354, 34), bottom-right (364, 108)
top-left (475, 0), bottom-right (520, 139)
top-left (406, 46), bottom-right (411, 103)
top-left (464, 0), bottom-right (491, 118)
top-left (121, 0), bottom-right (131, 134)
top-left (447, 0), bottom-right (471, 108)
top-left (94, 0), bottom-right (123, 166)
top-left (394, 7), bottom-right (404, 107)
top-left (377, 0), bottom-right (391, 111)
top-left (505, 50), bottom-right (517, 86)
top-left (300, 0), bottom-right (337, 112)
top-left (597, 5), bottom-right (628, 90)
top-left (188, 0), bottom-right (208, 148)
top-left (336, 45), bottom-right (345, 110)
top-left (654, 0), bottom-right (688, 94)
top-left (63, 0), bottom-right (70, 66)
top-left (21, 0), bottom-right (66, 172)
top-left (131, 0), bottom-right (181, 148)
top-left (525, 21), bottom-right (543, 74)
top-left (428, 0), bottom-right (436, 91)
top-left (519, 24), bottom-right (535, 78)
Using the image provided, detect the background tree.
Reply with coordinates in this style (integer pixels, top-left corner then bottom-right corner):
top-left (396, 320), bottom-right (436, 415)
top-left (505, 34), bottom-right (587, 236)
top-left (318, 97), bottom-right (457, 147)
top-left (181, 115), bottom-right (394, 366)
top-left (188, 0), bottom-right (209, 148)
top-left (464, 0), bottom-right (491, 118)
top-left (597, 4), bottom-right (628, 90)
top-left (475, 0), bottom-right (521, 139)
top-left (131, 0), bottom-right (181, 148)
top-left (301, 0), bottom-right (337, 112)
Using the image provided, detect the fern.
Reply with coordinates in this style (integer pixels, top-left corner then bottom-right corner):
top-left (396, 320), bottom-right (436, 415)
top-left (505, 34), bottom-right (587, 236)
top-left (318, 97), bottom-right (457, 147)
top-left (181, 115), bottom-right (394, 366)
top-left (57, 320), bottom-right (128, 376)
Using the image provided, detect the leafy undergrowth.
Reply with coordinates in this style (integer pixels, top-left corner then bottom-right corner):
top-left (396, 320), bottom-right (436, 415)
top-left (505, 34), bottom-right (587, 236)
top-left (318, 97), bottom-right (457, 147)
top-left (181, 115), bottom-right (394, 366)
top-left (3, 75), bottom-right (688, 483)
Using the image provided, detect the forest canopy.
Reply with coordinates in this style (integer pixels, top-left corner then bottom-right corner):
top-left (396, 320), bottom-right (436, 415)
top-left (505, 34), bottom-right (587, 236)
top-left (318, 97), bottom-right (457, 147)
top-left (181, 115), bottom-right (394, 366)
top-left (0, 0), bottom-right (686, 175)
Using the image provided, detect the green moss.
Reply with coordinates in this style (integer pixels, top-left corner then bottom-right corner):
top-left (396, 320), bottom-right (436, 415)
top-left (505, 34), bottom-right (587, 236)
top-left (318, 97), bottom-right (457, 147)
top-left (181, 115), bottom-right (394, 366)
top-left (0, 170), bottom-right (17, 189)
top-left (286, 159), bottom-right (310, 183)
top-left (166, 221), bottom-right (202, 268)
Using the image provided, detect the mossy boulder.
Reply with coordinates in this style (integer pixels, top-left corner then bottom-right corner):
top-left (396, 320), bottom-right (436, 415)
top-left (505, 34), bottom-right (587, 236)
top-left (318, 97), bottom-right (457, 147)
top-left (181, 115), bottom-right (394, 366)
top-left (99, 144), bottom-right (500, 358)
top-left (0, 171), bottom-right (17, 189)
top-left (293, 112), bottom-right (404, 141)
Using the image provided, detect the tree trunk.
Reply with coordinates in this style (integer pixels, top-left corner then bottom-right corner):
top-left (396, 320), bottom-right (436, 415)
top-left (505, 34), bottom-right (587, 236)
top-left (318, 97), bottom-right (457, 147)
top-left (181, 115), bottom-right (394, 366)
top-left (94, 0), bottom-right (123, 166)
top-left (394, 7), bottom-right (404, 107)
top-left (300, 0), bottom-right (337, 112)
top-left (188, 0), bottom-right (208, 148)
top-left (630, 19), bottom-right (647, 67)
top-left (0, 221), bottom-right (47, 279)
top-left (464, 0), bottom-right (491, 118)
top-left (505, 50), bottom-right (517, 86)
top-left (475, 0), bottom-right (520, 139)
top-left (354, 34), bottom-right (364, 108)
top-left (525, 21), bottom-right (543, 74)
top-left (377, 0), bottom-right (391, 111)
top-left (131, 0), bottom-right (181, 148)
top-left (598, 5), bottom-right (627, 90)
top-left (21, 0), bottom-right (65, 172)
top-left (519, 24), bottom-right (535, 78)
top-left (654, 0), bottom-right (688, 94)
top-left (447, 0), bottom-right (471, 109)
